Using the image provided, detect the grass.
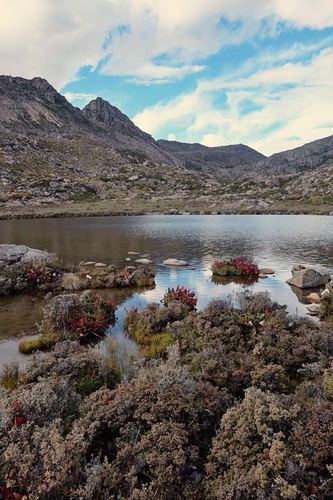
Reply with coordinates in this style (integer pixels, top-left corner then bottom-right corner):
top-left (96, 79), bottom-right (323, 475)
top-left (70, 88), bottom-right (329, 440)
top-left (19, 332), bottom-right (64, 354)
top-left (0, 197), bottom-right (332, 220)
top-left (0, 362), bottom-right (20, 390)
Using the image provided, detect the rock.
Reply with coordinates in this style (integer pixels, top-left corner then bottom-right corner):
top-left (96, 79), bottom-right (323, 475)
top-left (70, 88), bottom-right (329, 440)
top-left (128, 252), bottom-right (140, 255)
top-left (287, 264), bottom-right (331, 289)
top-left (125, 257), bottom-right (131, 262)
top-left (135, 258), bottom-right (153, 265)
top-left (163, 258), bottom-right (188, 266)
top-left (95, 262), bottom-right (107, 268)
top-left (322, 289), bottom-right (331, 299)
top-left (0, 244), bottom-right (53, 266)
top-left (81, 261), bottom-right (96, 266)
top-left (306, 304), bottom-right (320, 315)
top-left (306, 292), bottom-right (321, 303)
top-left (259, 268), bottom-right (274, 274)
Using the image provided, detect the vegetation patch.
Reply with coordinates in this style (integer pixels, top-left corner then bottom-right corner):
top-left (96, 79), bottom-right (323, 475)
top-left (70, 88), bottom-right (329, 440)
top-left (1, 290), bottom-right (333, 498)
top-left (212, 257), bottom-right (260, 280)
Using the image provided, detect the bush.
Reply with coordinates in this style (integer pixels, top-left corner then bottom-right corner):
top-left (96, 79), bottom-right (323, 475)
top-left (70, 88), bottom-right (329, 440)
top-left (1, 291), bottom-right (333, 498)
top-left (212, 257), bottom-right (259, 280)
top-left (162, 285), bottom-right (197, 311)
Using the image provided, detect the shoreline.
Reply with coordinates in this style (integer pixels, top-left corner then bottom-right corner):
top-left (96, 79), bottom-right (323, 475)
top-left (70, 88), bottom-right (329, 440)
top-left (0, 199), bottom-right (332, 220)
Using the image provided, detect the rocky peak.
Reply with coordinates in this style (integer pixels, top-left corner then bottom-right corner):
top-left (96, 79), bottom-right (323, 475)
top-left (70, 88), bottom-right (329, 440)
top-left (83, 97), bottom-right (153, 141)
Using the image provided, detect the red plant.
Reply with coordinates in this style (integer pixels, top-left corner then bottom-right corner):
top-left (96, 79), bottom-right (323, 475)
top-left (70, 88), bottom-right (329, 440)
top-left (212, 258), bottom-right (259, 279)
top-left (70, 312), bottom-right (108, 338)
top-left (12, 401), bottom-right (25, 427)
top-left (70, 294), bottom-right (117, 338)
top-left (163, 286), bottom-right (197, 310)
top-left (24, 265), bottom-right (63, 286)
top-left (0, 483), bottom-right (23, 500)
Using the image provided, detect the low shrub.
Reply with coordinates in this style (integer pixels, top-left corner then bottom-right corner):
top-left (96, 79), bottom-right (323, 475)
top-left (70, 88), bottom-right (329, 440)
top-left (162, 285), bottom-right (197, 311)
top-left (212, 257), bottom-right (259, 280)
top-left (40, 292), bottom-right (117, 341)
top-left (1, 291), bottom-right (333, 498)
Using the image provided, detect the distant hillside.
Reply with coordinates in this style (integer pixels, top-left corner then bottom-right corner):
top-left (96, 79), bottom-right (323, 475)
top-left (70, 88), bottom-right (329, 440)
top-left (158, 139), bottom-right (265, 176)
top-left (253, 135), bottom-right (333, 175)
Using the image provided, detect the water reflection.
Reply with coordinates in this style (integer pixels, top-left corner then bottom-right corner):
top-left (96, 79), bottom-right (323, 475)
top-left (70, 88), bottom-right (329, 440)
top-left (0, 215), bottom-right (332, 365)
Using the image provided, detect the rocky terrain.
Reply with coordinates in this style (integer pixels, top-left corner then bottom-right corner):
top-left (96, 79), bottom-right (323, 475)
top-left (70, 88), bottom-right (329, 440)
top-left (0, 74), bottom-right (332, 216)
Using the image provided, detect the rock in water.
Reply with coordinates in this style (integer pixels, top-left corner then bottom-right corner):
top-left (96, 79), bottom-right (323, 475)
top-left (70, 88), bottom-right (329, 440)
top-left (287, 264), bottom-right (330, 289)
top-left (259, 268), bottom-right (274, 274)
top-left (163, 258), bottom-right (188, 266)
top-left (135, 258), bottom-right (153, 265)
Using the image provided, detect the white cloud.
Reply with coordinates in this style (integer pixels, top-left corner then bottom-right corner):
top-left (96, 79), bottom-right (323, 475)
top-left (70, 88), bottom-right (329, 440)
top-left (134, 47), bottom-right (333, 155)
top-left (63, 92), bottom-right (97, 105)
top-left (1, 0), bottom-right (333, 88)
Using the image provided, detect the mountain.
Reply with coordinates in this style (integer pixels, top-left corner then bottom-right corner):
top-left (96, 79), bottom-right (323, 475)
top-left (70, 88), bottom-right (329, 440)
top-left (0, 75), bottom-right (176, 165)
top-left (254, 135), bottom-right (333, 176)
top-left (0, 74), bottom-right (332, 214)
top-left (158, 139), bottom-right (265, 176)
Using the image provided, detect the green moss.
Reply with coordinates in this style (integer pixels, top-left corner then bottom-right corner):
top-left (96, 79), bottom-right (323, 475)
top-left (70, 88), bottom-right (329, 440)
top-left (77, 373), bottom-right (103, 396)
top-left (19, 332), bottom-right (63, 354)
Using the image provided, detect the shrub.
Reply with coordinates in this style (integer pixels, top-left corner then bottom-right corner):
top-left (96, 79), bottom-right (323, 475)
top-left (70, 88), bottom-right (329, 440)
top-left (40, 292), bottom-right (117, 342)
top-left (212, 257), bottom-right (259, 280)
top-left (124, 302), bottom-right (185, 358)
top-left (162, 286), bottom-right (197, 311)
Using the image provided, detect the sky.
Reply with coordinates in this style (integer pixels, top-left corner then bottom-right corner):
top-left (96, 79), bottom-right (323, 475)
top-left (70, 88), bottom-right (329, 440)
top-left (1, 0), bottom-right (333, 155)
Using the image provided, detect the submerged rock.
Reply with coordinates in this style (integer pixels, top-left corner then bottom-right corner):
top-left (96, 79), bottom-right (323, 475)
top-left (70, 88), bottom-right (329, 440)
top-left (163, 258), bottom-right (188, 266)
top-left (287, 264), bottom-right (331, 289)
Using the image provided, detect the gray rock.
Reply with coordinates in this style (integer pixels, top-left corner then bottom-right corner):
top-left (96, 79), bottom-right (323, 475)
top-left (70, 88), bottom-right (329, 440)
top-left (306, 304), bottom-right (320, 315)
top-left (163, 258), bottom-right (188, 266)
top-left (135, 258), bottom-right (153, 265)
top-left (287, 264), bottom-right (331, 289)
top-left (0, 244), bottom-right (52, 265)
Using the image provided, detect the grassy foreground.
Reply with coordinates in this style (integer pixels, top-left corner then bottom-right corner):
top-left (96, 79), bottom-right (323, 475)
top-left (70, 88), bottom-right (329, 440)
top-left (0, 198), bottom-right (332, 220)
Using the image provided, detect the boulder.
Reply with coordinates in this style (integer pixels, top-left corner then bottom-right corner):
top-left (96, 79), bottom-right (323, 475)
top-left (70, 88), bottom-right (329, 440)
top-left (81, 261), bottom-right (96, 266)
top-left (287, 264), bottom-right (331, 289)
top-left (306, 292), bottom-right (321, 303)
top-left (95, 262), bottom-right (107, 268)
top-left (0, 244), bottom-right (53, 266)
top-left (163, 258), bottom-right (188, 267)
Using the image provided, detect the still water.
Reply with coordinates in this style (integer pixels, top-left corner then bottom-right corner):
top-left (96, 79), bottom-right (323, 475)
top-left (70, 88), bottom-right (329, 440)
top-left (0, 215), bottom-right (332, 365)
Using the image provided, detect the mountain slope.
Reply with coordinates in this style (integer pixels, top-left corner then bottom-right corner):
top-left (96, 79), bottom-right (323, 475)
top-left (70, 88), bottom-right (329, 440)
top-left (158, 139), bottom-right (265, 176)
top-left (254, 135), bottom-right (333, 176)
top-left (0, 75), bottom-right (176, 165)
top-left (82, 97), bottom-right (177, 164)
